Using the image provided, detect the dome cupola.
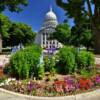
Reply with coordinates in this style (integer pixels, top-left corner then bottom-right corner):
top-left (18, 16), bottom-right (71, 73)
top-left (41, 6), bottom-right (58, 29)
top-left (45, 7), bottom-right (57, 21)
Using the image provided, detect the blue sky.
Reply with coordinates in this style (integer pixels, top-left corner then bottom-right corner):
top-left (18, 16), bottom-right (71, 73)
top-left (4, 0), bottom-right (69, 31)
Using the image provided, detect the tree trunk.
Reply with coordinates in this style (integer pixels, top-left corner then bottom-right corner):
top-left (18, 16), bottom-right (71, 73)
top-left (94, 29), bottom-right (100, 54)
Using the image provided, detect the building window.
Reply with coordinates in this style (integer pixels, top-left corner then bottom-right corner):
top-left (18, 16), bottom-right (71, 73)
top-left (53, 41), bottom-right (55, 44)
top-left (50, 41), bottom-right (51, 44)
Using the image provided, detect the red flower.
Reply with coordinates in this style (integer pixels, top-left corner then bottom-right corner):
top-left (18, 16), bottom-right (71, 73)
top-left (54, 81), bottom-right (64, 93)
top-left (79, 78), bottom-right (94, 90)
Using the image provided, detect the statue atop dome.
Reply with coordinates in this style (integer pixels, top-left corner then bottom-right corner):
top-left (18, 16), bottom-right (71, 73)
top-left (45, 6), bottom-right (57, 21)
top-left (50, 5), bottom-right (52, 11)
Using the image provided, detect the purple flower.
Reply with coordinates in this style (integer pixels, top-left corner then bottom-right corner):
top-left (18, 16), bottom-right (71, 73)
top-left (27, 81), bottom-right (34, 91)
top-left (63, 77), bottom-right (75, 92)
top-left (95, 76), bottom-right (100, 84)
top-left (75, 82), bottom-right (80, 89)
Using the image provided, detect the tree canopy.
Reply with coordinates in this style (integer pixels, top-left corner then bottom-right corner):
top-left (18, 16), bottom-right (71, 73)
top-left (51, 23), bottom-right (93, 50)
top-left (4, 22), bottom-right (36, 46)
top-left (51, 24), bottom-right (71, 45)
top-left (0, 14), bottom-right (36, 47)
top-left (56, 0), bottom-right (100, 53)
top-left (0, 13), bottom-right (11, 38)
top-left (0, 0), bottom-right (28, 12)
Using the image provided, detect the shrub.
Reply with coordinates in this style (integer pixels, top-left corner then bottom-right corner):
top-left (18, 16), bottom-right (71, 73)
top-left (44, 56), bottom-right (50, 72)
top-left (10, 45), bottom-right (42, 79)
top-left (80, 68), bottom-right (92, 78)
top-left (44, 56), bottom-right (56, 75)
top-left (36, 64), bottom-right (45, 80)
top-left (77, 50), bottom-right (95, 70)
top-left (49, 57), bottom-right (56, 75)
top-left (57, 46), bottom-right (95, 75)
top-left (57, 46), bottom-right (77, 74)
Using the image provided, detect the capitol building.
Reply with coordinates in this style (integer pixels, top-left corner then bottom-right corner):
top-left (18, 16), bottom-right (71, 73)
top-left (35, 7), bottom-right (62, 53)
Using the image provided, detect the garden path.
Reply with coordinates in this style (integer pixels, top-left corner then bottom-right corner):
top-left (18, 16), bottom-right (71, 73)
top-left (0, 92), bottom-right (29, 100)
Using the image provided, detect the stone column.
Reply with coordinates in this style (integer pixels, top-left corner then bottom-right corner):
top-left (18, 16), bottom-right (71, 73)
top-left (41, 33), bottom-right (43, 48)
top-left (45, 33), bottom-right (46, 48)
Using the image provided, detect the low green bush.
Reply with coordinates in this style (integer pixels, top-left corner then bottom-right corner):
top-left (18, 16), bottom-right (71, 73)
top-left (57, 46), bottom-right (77, 74)
top-left (36, 64), bottom-right (45, 80)
top-left (49, 57), bottom-right (56, 75)
top-left (10, 45), bottom-right (42, 79)
top-left (57, 46), bottom-right (95, 75)
top-left (77, 50), bottom-right (95, 70)
top-left (44, 56), bottom-right (50, 72)
top-left (44, 56), bottom-right (56, 75)
top-left (80, 68), bottom-right (92, 78)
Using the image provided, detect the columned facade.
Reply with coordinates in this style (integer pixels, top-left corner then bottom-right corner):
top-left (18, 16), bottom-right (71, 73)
top-left (35, 7), bottom-right (62, 52)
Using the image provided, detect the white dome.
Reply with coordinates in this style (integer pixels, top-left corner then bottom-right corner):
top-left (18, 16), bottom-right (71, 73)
top-left (45, 8), bottom-right (57, 20)
top-left (41, 7), bottom-right (58, 29)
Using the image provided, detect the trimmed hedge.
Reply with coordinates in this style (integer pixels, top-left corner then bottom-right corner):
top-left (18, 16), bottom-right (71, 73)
top-left (57, 46), bottom-right (76, 74)
top-left (57, 46), bottom-right (95, 74)
top-left (10, 45), bottom-right (42, 79)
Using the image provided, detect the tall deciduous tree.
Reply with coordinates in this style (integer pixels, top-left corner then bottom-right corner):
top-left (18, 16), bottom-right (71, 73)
top-left (4, 22), bottom-right (36, 46)
top-left (51, 23), bottom-right (93, 50)
top-left (0, 0), bottom-right (29, 47)
top-left (0, 0), bottom-right (28, 13)
top-left (56, 0), bottom-right (100, 54)
top-left (51, 24), bottom-right (71, 45)
top-left (0, 13), bottom-right (11, 38)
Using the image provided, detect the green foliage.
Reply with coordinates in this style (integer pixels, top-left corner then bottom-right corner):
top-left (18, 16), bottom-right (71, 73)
top-left (0, 14), bottom-right (36, 47)
top-left (57, 46), bottom-right (95, 74)
top-left (77, 50), bottom-right (95, 70)
top-left (58, 46), bottom-right (76, 74)
top-left (0, 0), bottom-right (28, 13)
top-left (0, 76), bottom-right (7, 83)
top-left (36, 64), bottom-right (45, 80)
top-left (80, 68), bottom-right (92, 78)
top-left (6, 22), bottom-right (36, 46)
top-left (10, 45), bottom-right (42, 79)
top-left (0, 13), bottom-right (11, 38)
top-left (49, 57), bottom-right (56, 75)
top-left (81, 29), bottom-right (93, 50)
top-left (56, 0), bottom-right (100, 53)
top-left (44, 56), bottom-right (56, 75)
top-left (43, 56), bottom-right (49, 72)
top-left (51, 23), bottom-right (93, 50)
top-left (71, 25), bottom-right (93, 49)
top-left (51, 24), bottom-right (71, 45)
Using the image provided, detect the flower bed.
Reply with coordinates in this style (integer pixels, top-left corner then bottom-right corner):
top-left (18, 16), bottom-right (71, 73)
top-left (0, 74), bottom-right (100, 97)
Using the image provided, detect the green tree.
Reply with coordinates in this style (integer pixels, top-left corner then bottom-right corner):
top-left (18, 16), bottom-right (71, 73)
top-left (0, 0), bottom-right (28, 13)
top-left (5, 22), bottom-right (36, 46)
top-left (71, 25), bottom-right (93, 50)
top-left (0, 13), bottom-right (11, 38)
top-left (51, 24), bottom-right (71, 45)
top-left (0, 13), bottom-right (11, 47)
top-left (56, 0), bottom-right (100, 54)
top-left (0, 0), bottom-right (29, 47)
top-left (81, 29), bottom-right (93, 50)
top-left (51, 23), bottom-right (93, 50)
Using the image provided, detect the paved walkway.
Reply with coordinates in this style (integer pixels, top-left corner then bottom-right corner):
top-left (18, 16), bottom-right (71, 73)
top-left (0, 88), bottom-right (100, 100)
top-left (0, 92), bottom-right (29, 100)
